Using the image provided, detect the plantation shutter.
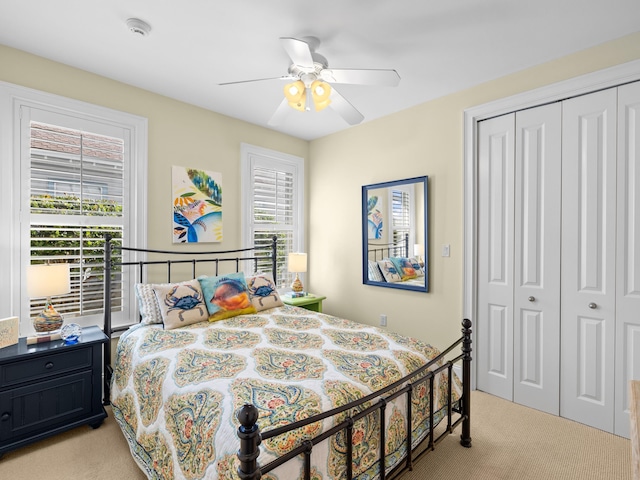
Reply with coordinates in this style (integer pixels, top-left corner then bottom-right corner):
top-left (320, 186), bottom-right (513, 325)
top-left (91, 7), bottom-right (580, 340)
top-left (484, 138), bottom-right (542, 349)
top-left (29, 121), bottom-right (125, 322)
top-left (391, 189), bottom-right (411, 255)
top-left (251, 165), bottom-right (295, 287)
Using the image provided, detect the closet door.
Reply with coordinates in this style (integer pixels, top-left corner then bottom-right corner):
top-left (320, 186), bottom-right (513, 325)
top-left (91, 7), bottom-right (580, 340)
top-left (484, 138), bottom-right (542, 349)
top-left (616, 81), bottom-right (640, 437)
top-left (477, 113), bottom-right (515, 401)
top-left (513, 103), bottom-right (562, 415)
top-left (560, 89), bottom-right (617, 432)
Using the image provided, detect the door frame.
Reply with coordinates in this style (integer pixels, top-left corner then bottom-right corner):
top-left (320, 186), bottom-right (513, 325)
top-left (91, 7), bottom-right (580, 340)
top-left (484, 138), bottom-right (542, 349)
top-left (463, 58), bottom-right (640, 386)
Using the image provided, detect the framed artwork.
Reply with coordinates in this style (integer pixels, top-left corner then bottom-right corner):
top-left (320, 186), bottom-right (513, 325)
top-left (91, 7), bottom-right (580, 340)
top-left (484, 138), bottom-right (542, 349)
top-left (172, 166), bottom-right (223, 243)
top-left (367, 194), bottom-right (383, 239)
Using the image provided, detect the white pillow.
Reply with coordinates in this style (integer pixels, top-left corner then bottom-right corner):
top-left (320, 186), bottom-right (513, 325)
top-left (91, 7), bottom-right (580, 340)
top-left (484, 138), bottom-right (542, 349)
top-left (368, 260), bottom-right (385, 282)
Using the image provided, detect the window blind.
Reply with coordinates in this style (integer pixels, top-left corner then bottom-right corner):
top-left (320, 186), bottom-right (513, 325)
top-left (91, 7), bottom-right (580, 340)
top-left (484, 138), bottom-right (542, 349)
top-left (392, 189), bottom-right (410, 253)
top-left (251, 166), bottom-right (296, 287)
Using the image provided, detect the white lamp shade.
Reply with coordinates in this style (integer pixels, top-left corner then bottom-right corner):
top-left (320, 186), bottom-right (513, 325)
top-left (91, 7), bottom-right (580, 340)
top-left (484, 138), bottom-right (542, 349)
top-left (27, 263), bottom-right (71, 298)
top-left (414, 244), bottom-right (424, 256)
top-left (288, 252), bottom-right (307, 273)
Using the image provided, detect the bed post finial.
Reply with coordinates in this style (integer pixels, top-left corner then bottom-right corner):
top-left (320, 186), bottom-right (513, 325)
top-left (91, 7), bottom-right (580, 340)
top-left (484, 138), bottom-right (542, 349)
top-left (237, 404), bottom-right (261, 480)
top-left (460, 318), bottom-right (472, 448)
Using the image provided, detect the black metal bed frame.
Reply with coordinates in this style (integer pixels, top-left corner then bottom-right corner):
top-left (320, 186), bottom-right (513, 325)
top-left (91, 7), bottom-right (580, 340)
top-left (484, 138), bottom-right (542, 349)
top-left (101, 234), bottom-right (472, 480)
top-left (237, 319), bottom-right (472, 480)
top-left (368, 233), bottom-right (410, 261)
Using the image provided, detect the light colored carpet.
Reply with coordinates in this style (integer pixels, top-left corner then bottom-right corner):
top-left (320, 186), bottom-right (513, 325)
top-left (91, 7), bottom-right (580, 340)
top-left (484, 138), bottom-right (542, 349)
top-left (0, 391), bottom-right (632, 479)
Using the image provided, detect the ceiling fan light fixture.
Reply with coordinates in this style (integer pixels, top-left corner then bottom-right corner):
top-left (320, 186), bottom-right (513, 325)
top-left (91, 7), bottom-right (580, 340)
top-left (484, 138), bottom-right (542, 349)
top-left (311, 80), bottom-right (331, 111)
top-left (284, 80), bottom-right (306, 111)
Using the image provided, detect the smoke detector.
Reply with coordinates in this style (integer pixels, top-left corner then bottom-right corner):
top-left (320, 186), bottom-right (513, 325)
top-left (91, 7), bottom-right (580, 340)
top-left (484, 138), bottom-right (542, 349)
top-left (126, 18), bottom-right (151, 37)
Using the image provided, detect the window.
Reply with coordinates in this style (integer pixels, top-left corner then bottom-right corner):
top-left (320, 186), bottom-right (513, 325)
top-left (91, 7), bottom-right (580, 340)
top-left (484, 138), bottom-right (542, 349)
top-left (241, 144), bottom-right (304, 288)
top-left (0, 83), bottom-right (147, 332)
top-left (390, 186), bottom-right (414, 255)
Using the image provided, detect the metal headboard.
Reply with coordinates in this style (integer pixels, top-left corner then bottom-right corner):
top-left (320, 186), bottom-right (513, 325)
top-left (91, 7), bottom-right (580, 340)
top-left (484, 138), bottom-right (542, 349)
top-left (101, 234), bottom-right (278, 404)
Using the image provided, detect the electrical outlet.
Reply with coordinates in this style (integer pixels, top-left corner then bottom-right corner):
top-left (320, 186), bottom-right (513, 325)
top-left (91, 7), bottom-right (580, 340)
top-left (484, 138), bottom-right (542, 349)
top-left (380, 314), bottom-right (387, 327)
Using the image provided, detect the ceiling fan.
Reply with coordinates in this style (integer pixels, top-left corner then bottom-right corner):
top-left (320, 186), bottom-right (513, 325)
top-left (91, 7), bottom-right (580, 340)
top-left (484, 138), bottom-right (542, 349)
top-left (219, 36), bottom-right (400, 126)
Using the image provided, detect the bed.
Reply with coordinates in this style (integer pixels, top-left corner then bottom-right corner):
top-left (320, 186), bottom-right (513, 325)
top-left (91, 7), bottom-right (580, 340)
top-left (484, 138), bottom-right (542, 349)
top-left (366, 234), bottom-right (426, 288)
top-left (102, 235), bottom-right (472, 480)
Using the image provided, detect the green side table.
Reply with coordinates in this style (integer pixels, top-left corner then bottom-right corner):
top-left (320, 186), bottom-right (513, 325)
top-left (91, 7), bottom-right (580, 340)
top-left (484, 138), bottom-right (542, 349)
top-left (282, 294), bottom-right (326, 312)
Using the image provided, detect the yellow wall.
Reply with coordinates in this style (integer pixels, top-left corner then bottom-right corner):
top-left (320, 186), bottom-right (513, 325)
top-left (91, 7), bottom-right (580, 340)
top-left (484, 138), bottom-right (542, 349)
top-left (3, 31), bottom-right (640, 351)
top-left (0, 44), bottom-right (310, 254)
top-left (308, 31), bottom-right (640, 349)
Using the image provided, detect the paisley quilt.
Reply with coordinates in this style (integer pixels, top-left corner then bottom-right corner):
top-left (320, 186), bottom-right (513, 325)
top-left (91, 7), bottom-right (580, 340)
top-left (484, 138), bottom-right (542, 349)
top-left (110, 305), bottom-right (461, 480)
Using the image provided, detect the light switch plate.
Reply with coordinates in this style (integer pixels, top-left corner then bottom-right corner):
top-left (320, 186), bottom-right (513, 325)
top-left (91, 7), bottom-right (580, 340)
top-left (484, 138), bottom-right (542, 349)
top-left (442, 244), bottom-right (450, 257)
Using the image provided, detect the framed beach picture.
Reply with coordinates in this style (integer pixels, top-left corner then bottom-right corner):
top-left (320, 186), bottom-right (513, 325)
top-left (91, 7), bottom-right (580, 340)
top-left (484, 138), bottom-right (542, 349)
top-left (0, 316), bottom-right (19, 349)
top-left (172, 166), bottom-right (223, 243)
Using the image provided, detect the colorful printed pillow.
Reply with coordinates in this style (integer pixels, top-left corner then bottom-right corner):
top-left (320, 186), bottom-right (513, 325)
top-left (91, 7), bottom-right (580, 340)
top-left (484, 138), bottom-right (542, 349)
top-left (390, 257), bottom-right (418, 281)
top-left (377, 259), bottom-right (402, 283)
top-left (135, 280), bottom-right (193, 324)
top-left (368, 260), bottom-right (385, 282)
top-left (152, 279), bottom-right (209, 330)
top-left (246, 273), bottom-right (283, 311)
top-left (198, 272), bottom-right (257, 322)
top-left (407, 257), bottom-right (425, 277)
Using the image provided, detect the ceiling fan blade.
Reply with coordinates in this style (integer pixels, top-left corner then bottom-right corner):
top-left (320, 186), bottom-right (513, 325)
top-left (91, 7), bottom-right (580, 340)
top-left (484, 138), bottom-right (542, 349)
top-left (267, 98), bottom-right (291, 126)
top-left (321, 68), bottom-right (400, 87)
top-left (329, 88), bottom-right (364, 125)
top-left (280, 37), bottom-right (314, 68)
top-left (218, 75), bottom-right (292, 86)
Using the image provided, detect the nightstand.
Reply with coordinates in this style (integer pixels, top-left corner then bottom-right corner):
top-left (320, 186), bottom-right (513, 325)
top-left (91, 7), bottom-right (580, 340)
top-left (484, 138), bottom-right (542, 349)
top-left (282, 294), bottom-right (326, 312)
top-left (0, 325), bottom-right (107, 457)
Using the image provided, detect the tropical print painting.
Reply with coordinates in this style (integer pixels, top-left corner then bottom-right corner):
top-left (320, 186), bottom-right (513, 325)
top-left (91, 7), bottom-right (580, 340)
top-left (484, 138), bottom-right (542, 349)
top-left (367, 194), bottom-right (383, 239)
top-left (172, 166), bottom-right (222, 243)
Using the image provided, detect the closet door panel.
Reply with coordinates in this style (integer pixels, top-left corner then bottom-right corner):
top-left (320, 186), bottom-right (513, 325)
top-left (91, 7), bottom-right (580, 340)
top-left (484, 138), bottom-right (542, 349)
top-left (513, 103), bottom-right (562, 415)
top-left (477, 113), bottom-right (515, 401)
top-left (616, 81), bottom-right (640, 437)
top-left (561, 89), bottom-right (617, 432)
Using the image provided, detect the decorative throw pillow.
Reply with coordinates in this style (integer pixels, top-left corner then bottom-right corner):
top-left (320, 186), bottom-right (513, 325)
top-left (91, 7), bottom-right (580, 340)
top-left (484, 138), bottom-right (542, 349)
top-left (246, 273), bottom-right (283, 311)
top-left (407, 257), bottom-right (425, 277)
top-left (368, 260), bottom-right (385, 282)
top-left (152, 279), bottom-right (209, 330)
top-left (198, 272), bottom-right (257, 322)
top-left (389, 257), bottom-right (418, 281)
top-left (135, 280), bottom-right (193, 324)
top-left (377, 259), bottom-right (402, 283)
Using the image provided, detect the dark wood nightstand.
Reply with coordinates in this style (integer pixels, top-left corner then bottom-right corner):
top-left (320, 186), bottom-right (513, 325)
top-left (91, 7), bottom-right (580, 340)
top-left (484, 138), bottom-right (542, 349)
top-left (282, 294), bottom-right (326, 312)
top-left (0, 325), bottom-right (107, 457)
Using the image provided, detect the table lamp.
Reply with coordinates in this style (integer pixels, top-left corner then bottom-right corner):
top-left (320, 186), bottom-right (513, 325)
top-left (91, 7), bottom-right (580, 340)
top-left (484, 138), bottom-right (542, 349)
top-left (288, 252), bottom-right (307, 293)
top-left (27, 263), bottom-right (71, 334)
top-left (414, 244), bottom-right (424, 266)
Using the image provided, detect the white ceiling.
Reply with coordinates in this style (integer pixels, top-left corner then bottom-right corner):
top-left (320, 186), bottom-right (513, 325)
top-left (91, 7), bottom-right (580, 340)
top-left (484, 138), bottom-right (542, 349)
top-left (1, 0), bottom-right (639, 141)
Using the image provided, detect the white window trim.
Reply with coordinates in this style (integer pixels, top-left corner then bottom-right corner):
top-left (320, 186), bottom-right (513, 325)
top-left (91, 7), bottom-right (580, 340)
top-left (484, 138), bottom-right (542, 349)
top-left (240, 143), bottom-right (305, 281)
top-left (0, 81), bottom-right (148, 333)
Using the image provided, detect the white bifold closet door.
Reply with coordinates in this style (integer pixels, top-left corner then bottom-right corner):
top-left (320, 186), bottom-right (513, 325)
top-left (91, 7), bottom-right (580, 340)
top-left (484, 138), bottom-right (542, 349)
top-left (478, 83), bottom-right (640, 436)
top-left (616, 81), bottom-right (640, 438)
top-left (477, 103), bottom-right (562, 414)
top-left (560, 88), bottom-right (617, 432)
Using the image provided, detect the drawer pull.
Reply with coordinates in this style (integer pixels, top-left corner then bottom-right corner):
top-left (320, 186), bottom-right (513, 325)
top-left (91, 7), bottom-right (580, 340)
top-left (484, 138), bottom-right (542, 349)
top-left (45, 362), bottom-right (54, 369)
top-left (1, 412), bottom-right (10, 421)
